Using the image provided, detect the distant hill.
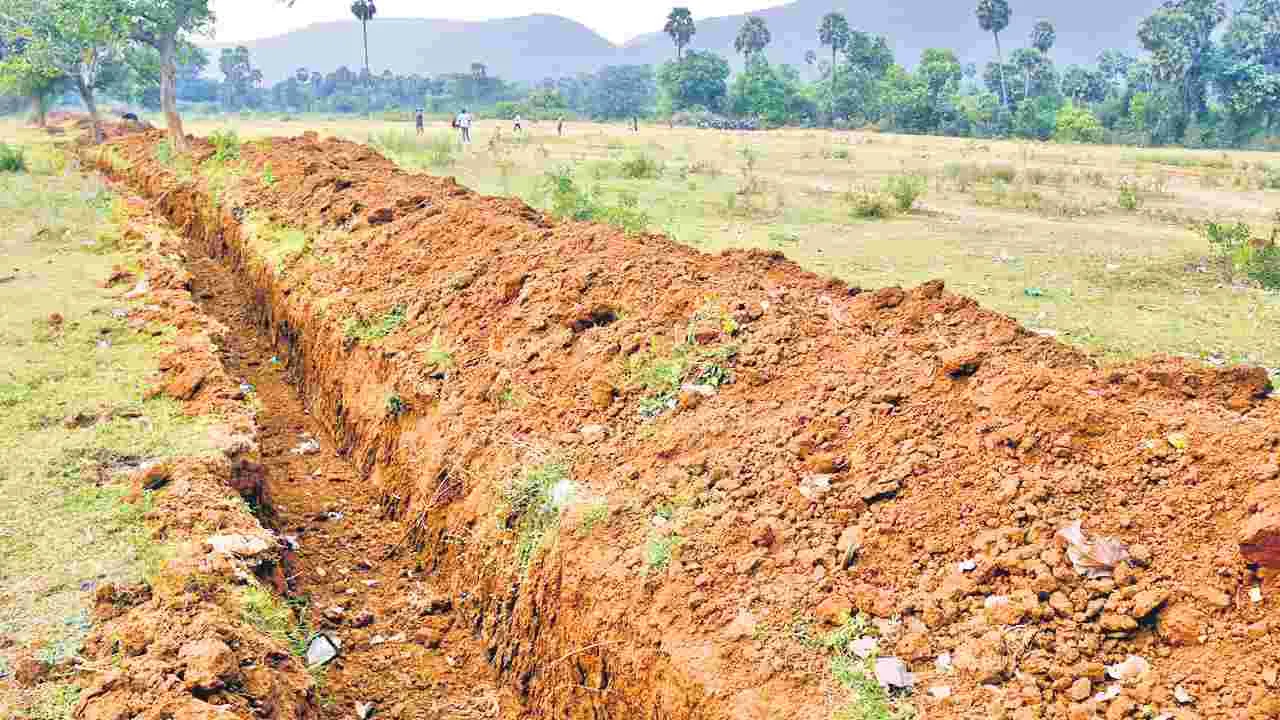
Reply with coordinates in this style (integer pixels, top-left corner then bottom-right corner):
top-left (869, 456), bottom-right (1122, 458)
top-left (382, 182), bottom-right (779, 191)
top-left (206, 14), bottom-right (620, 85)
top-left (213, 1), bottom-right (1164, 85)
top-left (622, 0), bottom-right (1164, 71)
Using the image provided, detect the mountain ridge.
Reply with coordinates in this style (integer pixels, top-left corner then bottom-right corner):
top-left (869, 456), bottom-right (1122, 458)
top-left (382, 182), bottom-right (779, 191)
top-left (207, 1), bottom-right (1161, 85)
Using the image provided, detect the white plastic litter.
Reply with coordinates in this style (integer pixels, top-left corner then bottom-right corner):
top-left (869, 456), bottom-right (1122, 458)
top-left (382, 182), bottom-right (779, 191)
top-left (935, 652), bottom-right (953, 673)
top-left (1106, 655), bottom-right (1151, 682)
top-left (306, 634), bottom-right (341, 667)
top-left (873, 657), bottom-right (914, 690)
top-left (1057, 520), bottom-right (1129, 578)
top-left (850, 637), bottom-right (878, 659)
top-left (928, 686), bottom-right (952, 699)
top-left (1174, 685), bottom-right (1195, 704)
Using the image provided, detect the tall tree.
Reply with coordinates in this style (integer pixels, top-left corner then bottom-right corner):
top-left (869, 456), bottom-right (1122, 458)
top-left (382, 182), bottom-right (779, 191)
top-left (1010, 47), bottom-right (1044, 100)
top-left (124, 0), bottom-right (215, 152)
top-left (1138, 0), bottom-right (1226, 119)
top-left (818, 12), bottom-right (850, 121)
top-left (350, 0), bottom-right (376, 79)
top-left (1031, 19), bottom-right (1056, 54)
top-left (976, 0), bottom-right (1012, 108)
top-left (0, 27), bottom-right (61, 127)
top-left (664, 7), bottom-right (695, 61)
top-left (0, 0), bottom-right (126, 140)
top-left (734, 17), bottom-right (771, 60)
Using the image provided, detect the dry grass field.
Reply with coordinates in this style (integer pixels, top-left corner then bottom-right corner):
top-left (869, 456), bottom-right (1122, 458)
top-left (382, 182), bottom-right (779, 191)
top-left (8, 114), bottom-right (1277, 372)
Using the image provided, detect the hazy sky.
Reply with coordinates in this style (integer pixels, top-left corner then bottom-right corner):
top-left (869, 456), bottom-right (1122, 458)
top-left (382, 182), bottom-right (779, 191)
top-left (210, 0), bottom-right (782, 45)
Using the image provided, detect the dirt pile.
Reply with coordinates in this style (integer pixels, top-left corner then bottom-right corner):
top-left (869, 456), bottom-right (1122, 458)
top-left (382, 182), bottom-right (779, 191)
top-left (68, 197), bottom-right (317, 720)
top-left (88, 130), bottom-right (1280, 720)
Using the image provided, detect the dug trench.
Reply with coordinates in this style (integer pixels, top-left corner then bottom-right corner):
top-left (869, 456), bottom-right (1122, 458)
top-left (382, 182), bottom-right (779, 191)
top-left (82, 127), bottom-right (1280, 720)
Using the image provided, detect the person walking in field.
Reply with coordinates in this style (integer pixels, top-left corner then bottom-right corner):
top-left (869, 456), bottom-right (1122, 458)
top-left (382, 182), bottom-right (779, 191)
top-left (513, 113), bottom-right (523, 133)
top-left (557, 115), bottom-right (564, 136)
top-left (415, 108), bottom-right (424, 135)
top-left (455, 108), bottom-right (472, 144)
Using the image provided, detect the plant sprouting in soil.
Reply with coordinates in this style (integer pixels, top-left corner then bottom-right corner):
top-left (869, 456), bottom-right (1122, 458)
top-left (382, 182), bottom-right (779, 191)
top-left (812, 614), bottom-right (915, 720)
top-left (645, 534), bottom-right (682, 571)
top-left (209, 130), bottom-right (242, 163)
top-left (385, 393), bottom-right (406, 417)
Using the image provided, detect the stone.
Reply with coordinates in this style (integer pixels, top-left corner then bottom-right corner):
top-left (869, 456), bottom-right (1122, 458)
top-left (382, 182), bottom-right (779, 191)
top-left (1101, 613), bottom-right (1138, 634)
top-left (815, 594), bottom-right (853, 625)
top-left (985, 595), bottom-right (1026, 626)
top-left (1069, 678), bottom-right (1093, 702)
top-left (1130, 589), bottom-right (1169, 620)
top-left (1049, 591), bottom-right (1073, 617)
top-left (179, 638), bottom-right (236, 692)
top-left (749, 520), bottom-right (775, 548)
top-left (12, 654), bottom-right (50, 687)
top-left (1193, 586), bottom-right (1231, 609)
top-left (1158, 603), bottom-right (1204, 646)
top-left (1240, 501), bottom-right (1280, 569)
top-left (589, 379), bottom-right (615, 410)
top-left (579, 424), bottom-right (607, 444)
top-left (869, 287), bottom-right (905, 309)
top-left (163, 363), bottom-right (211, 400)
top-left (940, 345), bottom-right (984, 377)
top-left (953, 631), bottom-right (1008, 684)
top-left (858, 477), bottom-right (901, 503)
top-left (351, 610), bottom-right (375, 628)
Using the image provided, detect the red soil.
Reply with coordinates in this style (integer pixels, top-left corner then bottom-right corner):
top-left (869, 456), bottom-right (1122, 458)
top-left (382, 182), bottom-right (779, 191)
top-left (86, 129), bottom-right (1280, 720)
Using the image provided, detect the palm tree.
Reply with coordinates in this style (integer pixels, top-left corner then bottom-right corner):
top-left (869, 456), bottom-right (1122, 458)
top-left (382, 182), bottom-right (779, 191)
top-left (976, 0), bottom-right (1012, 108)
top-left (350, 0), bottom-right (377, 78)
top-left (664, 7), bottom-right (696, 61)
top-left (734, 17), bottom-right (772, 60)
top-left (1031, 19), bottom-right (1056, 55)
top-left (818, 12), bottom-right (850, 122)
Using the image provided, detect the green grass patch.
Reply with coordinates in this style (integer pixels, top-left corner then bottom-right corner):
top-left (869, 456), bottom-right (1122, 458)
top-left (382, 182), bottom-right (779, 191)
top-left (238, 584), bottom-right (312, 657)
top-left (504, 460), bottom-right (574, 570)
top-left (645, 534), bottom-right (682, 572)
top-left (1, 141), bottom-right (27, 173)
top-left (342, 306), bottom-right (406, 343)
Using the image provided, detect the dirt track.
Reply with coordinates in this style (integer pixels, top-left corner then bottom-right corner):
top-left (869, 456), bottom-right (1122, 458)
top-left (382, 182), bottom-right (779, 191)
top-left (83, 128), bottom-right (1280, 720)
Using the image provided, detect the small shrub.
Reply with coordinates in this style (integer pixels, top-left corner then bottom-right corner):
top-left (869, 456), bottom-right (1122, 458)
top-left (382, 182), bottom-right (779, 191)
top-left (686, 159), bottom-right (721, 177)
top-left (1117, 179), bottom-right (1142, 211)
top-left (1263, 165), bottom-right (1280, 190)
top-left (239, 584), bottom-right (310, 657)
top-left (0, 142), bottom-right (27, 173)
top-left (987, 161), bottom-right (1018, 183)
top-left (1202, 220), bottom-right (1280, 289)
top-left (262, 163), bottom-right (276, 187)
top-left (832, 148), bottom-right (850, 160)
top-left (883, 174), bottom-right (927, 212)
top-left (848, 188), bottom-right (896, 220)
top-left (209, 130), bottom-right (241, 163)
top-left (619, 151), bottom-right (662, 179)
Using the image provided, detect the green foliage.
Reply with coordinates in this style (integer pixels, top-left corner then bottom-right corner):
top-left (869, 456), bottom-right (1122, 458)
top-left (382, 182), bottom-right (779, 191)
top-left (657, 50), bottom-right (731, 112)
top-left (0, 142), bottom-right (26, 173)
top-left (262, 163), bottom-right (276, 187)
top-left (239, 584), bottom-right (311, 657)
top-left (537, 166), bottom-right (651, 235)
top-left (1202, 220), bottom-right (1280, 289)
top-left (208, 129), bottom-right (241, 162)
top-left (505, 460), bottom-right (573, 570)
top-left (619, 151), bottom-right (662, 179)
top-left (1053, 103), bottom-right (1105, 143)
top-left (848, 188), bottom-right (896, 219)
top-left (883, 173), bottom-right (927, 212)
top-left (385, 393), bottom-right (406, 417)
top-left (342, 306), bottom-right (407, 343)
top-left (645, 534), bottom-right (682, 571)
top-left (1117, 178), bottom-right (1143, 210)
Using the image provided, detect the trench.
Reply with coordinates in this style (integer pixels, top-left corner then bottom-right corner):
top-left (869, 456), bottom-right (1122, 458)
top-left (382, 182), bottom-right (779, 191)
top-left (183, 247), bottom-right (521, 718)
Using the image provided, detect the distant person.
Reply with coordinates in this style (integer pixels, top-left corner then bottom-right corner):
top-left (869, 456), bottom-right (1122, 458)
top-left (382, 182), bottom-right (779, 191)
top-left (415, 108), bottom-right (424, 135)
top-left (557, 115), bottom-right (564, 137)
top-left (513, 113), bottom-right (523, 133)
top-left (632, 116), bottom-right (639, 132)
top-left (456, 108), bottom-right (472, 144)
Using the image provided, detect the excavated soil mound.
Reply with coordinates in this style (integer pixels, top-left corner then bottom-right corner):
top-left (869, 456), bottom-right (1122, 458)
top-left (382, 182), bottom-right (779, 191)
top-left (89, 130), bottom-right (1280, 720)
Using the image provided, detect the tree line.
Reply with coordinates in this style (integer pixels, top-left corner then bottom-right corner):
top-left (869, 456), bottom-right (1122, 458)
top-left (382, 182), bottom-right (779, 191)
top-left (3, 0), bottom-right (1280, 150)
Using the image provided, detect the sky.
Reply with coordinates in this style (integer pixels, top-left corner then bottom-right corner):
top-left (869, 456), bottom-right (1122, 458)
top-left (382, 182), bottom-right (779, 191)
top-left (210, 0), bottom-right (785, 45)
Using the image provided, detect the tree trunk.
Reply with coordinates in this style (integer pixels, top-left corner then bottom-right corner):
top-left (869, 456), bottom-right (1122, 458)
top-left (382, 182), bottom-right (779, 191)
top-left (1024, 68), bottom-right (1031, 100)
top-left (831, 47), bottom-right (838, 127)
top-left (75, 75), bottom-right (104, 144)
top-left (29, 94), bottom-right (46, 128)
top-left (994, 31), bottom-right (1009, 109)
top-left (160, 33), bottom-right (188, 152)
top-left (362, 21), bottom-right (370, 78)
